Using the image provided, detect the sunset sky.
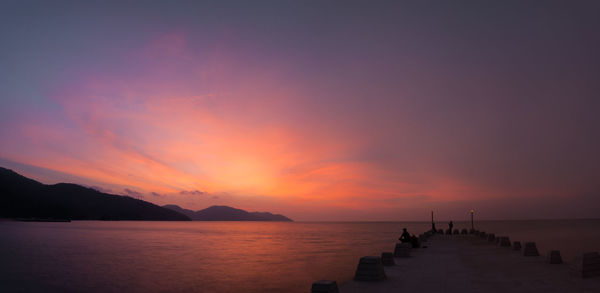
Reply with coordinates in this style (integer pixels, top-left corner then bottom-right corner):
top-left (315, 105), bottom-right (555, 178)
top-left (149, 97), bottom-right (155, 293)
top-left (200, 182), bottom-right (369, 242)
top-left (1, 1), bottom-right (599, 221)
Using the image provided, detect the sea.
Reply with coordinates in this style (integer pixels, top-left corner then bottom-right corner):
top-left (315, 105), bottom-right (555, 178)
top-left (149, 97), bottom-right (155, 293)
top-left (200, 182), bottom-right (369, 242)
top-left (1, 219), bottom-right (599, 292)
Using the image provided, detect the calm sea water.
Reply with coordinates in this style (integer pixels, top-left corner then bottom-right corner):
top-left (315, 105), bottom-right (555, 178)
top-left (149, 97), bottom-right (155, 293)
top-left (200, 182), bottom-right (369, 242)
top-left (1, 220), bottom-right (599, 292)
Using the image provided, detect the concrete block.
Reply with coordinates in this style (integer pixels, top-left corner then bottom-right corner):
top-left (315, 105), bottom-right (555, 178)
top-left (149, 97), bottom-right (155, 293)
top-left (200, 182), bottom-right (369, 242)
top-left (394, 243), bottom-right (411, 257)
top-left (487, 233), bottom-right (495, 242)
top-left (381, 252), bottom-right (395, 266)
top-left (513, 241), bottom-right (522, 251)
top-left (571, 252), bottom-right (600, 278)
top-left (498, 236), bottom-right (511, 247)
top-left (354, 256), bottom-right (387, 281)
top-left (523, 242), bottom-right (540, 256)
top-left (453, 229), bottom-right (459, 235)
top-left (311, 280), bottom-right (339, 293)
top-left (548, 250), bottom-right (562, 264)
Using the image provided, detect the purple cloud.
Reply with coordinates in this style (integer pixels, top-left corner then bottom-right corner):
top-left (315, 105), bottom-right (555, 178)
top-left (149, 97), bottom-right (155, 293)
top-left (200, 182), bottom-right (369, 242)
top-left (179, 190), bottom-right (206, 196)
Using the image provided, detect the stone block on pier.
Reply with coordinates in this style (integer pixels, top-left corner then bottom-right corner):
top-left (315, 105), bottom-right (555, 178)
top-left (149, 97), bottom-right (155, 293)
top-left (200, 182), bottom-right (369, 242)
top-left (354, 256), bottom-right (387, 281)
top-left (513, 241), bottom-right (522, 251)
top-left (461, 228), bottom-right (468, 234)
top-left (311, 280), bottom-right (339, 293)
top-left (381, 252), bottom-right (395, 266)
top-left (523, 242), bottom-right (540, 256)
top-left (547, 250), bottom-right (563, 264)
top-left (498, 236), bottom-right (511, 247)
top-left (394, 243), bottom-right (411, 257)
top-left (437, 229), bottom-right (444, 234)
top-left (453, 229), bottom-right (459, 235)
top-left (487, 233), bottom-right (495, 242)
top-left (480, 232), bottom-right (487, 238)
top-left (446, 229), bottom-right (452, 235)
top-left (571, 252), bottom-right (600, 278)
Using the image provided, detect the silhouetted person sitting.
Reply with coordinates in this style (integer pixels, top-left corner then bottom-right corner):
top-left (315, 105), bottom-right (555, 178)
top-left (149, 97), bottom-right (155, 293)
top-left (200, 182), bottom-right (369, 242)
top-left (399, 228), bottom-right (411, 243)
top-left (410, 234), bottom-right (421, 248)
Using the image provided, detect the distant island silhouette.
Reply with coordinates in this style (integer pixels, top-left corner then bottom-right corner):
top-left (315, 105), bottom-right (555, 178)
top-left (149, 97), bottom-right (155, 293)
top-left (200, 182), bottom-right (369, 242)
top-left (0, 167), bottom-right (189, 221)
top-left (163, 204), bottom-right (293, 221)
top-left (0, 167), bottom-right (292, 222)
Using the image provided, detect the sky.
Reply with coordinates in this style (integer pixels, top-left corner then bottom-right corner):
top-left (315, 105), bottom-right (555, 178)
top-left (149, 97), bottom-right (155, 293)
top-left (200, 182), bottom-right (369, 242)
top-left (1, 0), bottom-right (599, 221)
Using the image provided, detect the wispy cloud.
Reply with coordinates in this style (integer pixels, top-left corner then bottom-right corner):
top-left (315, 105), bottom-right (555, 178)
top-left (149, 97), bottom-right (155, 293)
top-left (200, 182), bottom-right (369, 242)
top-left (150, 192), bottom-right (166, 197)
top-left (89, 186), bottom-right (113, 194)
top-left (179, 190), bottom-right (207, 196)
top-left (123, 188), bottom-right (143, 198)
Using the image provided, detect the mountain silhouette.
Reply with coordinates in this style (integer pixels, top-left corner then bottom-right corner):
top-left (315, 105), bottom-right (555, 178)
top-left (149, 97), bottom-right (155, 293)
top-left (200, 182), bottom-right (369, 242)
top-left (0, 167), bottom-right (190, 221)
top-left (163, 204), bottom-right (293, 221)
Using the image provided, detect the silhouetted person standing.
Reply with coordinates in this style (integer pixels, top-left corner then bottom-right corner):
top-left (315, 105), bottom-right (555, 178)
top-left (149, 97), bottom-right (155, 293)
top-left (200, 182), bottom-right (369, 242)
top-left (399, 228), bottom-right (411, 243)
top-left (449, 221), bottom-right (454, 232)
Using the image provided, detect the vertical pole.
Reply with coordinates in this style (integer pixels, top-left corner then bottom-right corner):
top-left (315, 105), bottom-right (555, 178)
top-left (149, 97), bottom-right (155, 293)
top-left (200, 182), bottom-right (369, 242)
top-left (470, 209), bottom-right (474, 230)
top-left (431, 211), bottom-right (434, 231)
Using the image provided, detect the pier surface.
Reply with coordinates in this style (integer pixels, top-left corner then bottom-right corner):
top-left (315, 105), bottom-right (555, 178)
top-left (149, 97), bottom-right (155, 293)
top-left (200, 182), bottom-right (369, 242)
top-left (340, 235), bottom-right (600, 293)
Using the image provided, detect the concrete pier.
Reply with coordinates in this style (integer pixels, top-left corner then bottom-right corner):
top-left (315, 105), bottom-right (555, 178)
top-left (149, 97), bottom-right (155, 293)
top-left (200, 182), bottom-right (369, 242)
top-left (339, 235), bottom-right (600, 293)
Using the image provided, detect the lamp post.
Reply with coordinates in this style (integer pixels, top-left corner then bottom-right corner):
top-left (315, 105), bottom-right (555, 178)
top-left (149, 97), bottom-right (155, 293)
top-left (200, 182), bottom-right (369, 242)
top-left (470, 209), bottom-right (474, 230)
top-left (431, 211), bottom-right (434, 231)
